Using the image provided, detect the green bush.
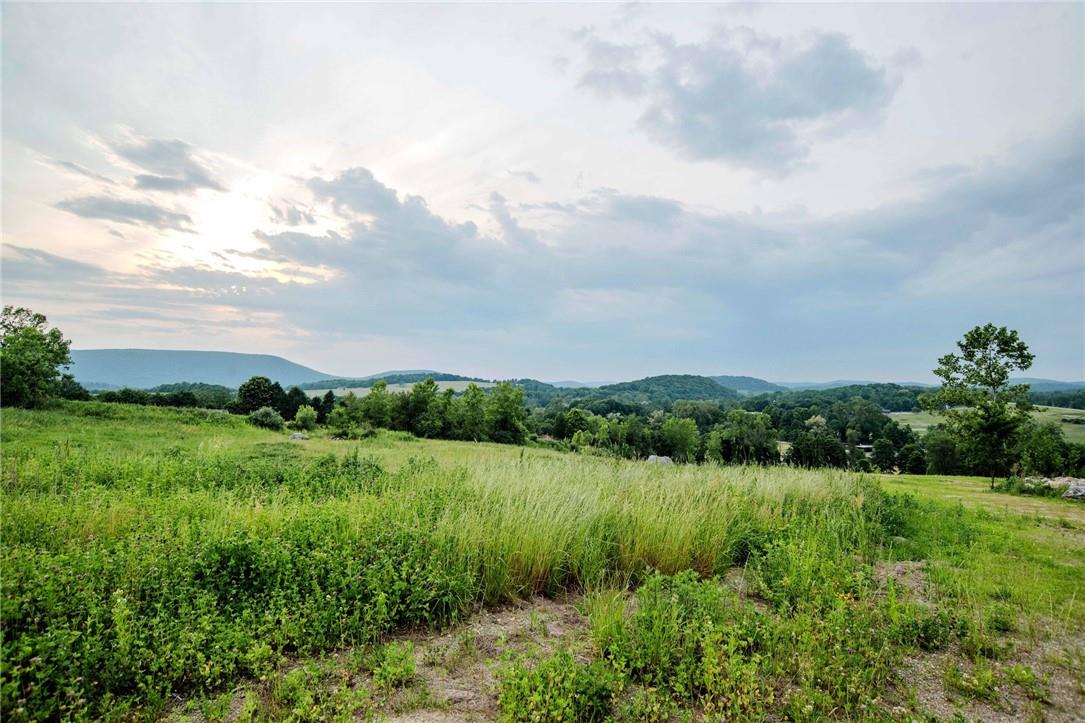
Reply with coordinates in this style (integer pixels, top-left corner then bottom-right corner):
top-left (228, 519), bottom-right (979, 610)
top-left (248, 406), bottom-right (285, 430)
top-left (293, 405), bottom-right (318, 431)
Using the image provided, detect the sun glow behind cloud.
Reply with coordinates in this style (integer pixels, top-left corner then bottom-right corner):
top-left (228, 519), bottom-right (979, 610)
top-left (1, 2), bottom-right (1082, 380)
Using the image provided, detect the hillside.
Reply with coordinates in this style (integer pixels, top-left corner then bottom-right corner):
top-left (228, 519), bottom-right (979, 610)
top-left (710, 375), bottom-right (786, 395)
top-left (69, 349), bottom-right (335, 389)
top-left (593, 374), bottom-right (739, 404)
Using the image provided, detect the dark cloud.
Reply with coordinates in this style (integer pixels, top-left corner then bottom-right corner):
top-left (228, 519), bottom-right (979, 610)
top-left (55, 195), bottom-right (195, 231)
top-left (112, 137), bottom-right (226, 193)
top-left (576, 27), bottom-right (902, 172)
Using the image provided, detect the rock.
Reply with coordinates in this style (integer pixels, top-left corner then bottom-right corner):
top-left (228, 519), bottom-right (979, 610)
top-left (1064, 485), bottom-right (1085, 502)
top-left (289, 433), bottom-right (310, 440)
top-left (647, 455), bottom-right (674, 465)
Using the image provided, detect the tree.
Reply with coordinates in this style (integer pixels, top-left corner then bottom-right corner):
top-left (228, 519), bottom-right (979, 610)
top-left (456, 383), bottom-right (487, 441)
top-left (485, 381), bottom-right (527, 445)
top-left (0, 306), bottom-right (73, 408)
top-left (1018, 421), bottom-right (1067, 477)
top-left (361, 380), bottom-right (392, 428)
top-left (923, 426), bottom-right (962, 474)
top-left (871, 438), bottom-right (897, 472)
top-left (786, 416), bottom-right (847, 468)
top-left (922, 324), bottom-right (1035, 486)
top-left (235, 376), bottom-right (285, 414)
top-left (659, 417), bottom-right (700, 462)
top-left (56, 374), bottom-right (91, 401)
top-left (279, 386), bottom-right (310, 420)
top-left (705, 409), bottom-right (778, 464)
top-left (317, 390), bottom-right (336, 423)
top-left (405, 378), bottom-right (444, 437)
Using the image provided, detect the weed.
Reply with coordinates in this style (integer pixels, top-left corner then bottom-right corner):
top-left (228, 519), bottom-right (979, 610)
top-left (372, 641), bottom-right (416, 690)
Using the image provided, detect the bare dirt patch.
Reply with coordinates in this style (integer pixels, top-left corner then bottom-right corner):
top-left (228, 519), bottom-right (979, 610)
top-left (894, 631), bottom-right (1085, 722)
top-left (384, 595), bottom-right (589, 722)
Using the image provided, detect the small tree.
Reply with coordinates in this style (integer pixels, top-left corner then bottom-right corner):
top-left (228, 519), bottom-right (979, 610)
top-left (0, 306), bottom-right (73, 408)
top-left (922, 324), bottom-right (1034, 486)
top-left (248, 406), bottom-right (285, 430)
top-left (293, 405), bottom-right (318, 431)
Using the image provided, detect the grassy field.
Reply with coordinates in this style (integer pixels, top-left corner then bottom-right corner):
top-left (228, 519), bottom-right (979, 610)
top-left (2, 402), bottom-right (1083, 721)
top-left (304, 380), bottom-right (496, 399)
top-left (890, 405), bottom-right (1085, 444)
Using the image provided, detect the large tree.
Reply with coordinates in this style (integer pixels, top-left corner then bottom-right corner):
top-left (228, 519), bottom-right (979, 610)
top-left (922, 323), bottom-right (1035, 485)
top-left (234, 376), bottom-right (286, 414)
top-left (0, 306), bottom-right (73, 408)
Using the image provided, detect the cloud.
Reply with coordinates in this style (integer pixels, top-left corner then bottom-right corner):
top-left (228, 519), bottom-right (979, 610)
top-left (1, 245), bottom-right (112, 282)
top-left (489, 192), bottom-right (540, 248)
top-left (270, 201), bottom-right (316, 226)
top-left (111, 136), bottom-right (226, 193)
top-left (575, 27), bottom-right (902, 172)
top-left (10, 131), bottom-right (1081, 378)
top-left (46, 158), bottom-right (117, 185)
top-left (508, 169), bottom-right (541, 184)
top-left (55, 195), bottom-right (195, 231)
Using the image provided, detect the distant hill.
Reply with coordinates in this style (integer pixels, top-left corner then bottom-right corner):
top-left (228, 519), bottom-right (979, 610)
top-left (69, 349), bottom-right (335, 389)
top-left (548, 380), bottom-right (614, 389)
top-left (592, 375), bottom-right (739, 404)
top-left (296, 371), bottom-right (486, 390)
top-left (1012, 377), bottom-right (1085, 392)
top-left (710, 375), bottom-right (786, 395)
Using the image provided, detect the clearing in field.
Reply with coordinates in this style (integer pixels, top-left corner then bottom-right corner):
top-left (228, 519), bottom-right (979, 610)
top-left (3, 402), bottom-right (1084, 721)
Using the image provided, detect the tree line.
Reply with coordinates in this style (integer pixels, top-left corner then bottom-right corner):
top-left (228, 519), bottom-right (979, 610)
top-left (2, 306), bottom-right (1081, 478)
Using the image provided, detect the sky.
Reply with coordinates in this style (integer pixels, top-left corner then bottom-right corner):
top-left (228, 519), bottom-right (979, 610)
top-left (2, 2), bottom-right (1083, 382)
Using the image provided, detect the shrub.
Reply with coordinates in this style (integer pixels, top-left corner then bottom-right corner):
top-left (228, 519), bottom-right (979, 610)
top-left (293, 405), bottom-right (318, 431)
top-left (248, 406), bottom-right (285, 430)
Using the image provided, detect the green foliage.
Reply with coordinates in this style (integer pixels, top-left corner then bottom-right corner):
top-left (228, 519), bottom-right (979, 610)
top-left (249, 405), bottom-right (286, 430)
top-left (7, 402), bottom-right (1076, 720)
top-left (0, 306), bottom-right (72, 408)
top-left (658, 417), bottom-right (700, 462)
top-left (871, 438), bottom-right (897, 471)
top-left (497, 649), bottom-right (617, 722)
top-left (235, 376), bottom-right (286, 415)
top-left (485, 381), bottom-right (528, 445)
top-left (293, 405), bottom-right (318, 431)
top-left (704, 409), bottom-right (779, 464)
top-left (372, 641), bottom-right (416, 690)
top-left (924, 324), bottom-right (1035, 481)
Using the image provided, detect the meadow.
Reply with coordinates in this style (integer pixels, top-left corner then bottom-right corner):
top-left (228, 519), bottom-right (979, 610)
top-left (2, 402), bottom-right (1084, 721)
top-left (890, 405), bottom-right (1085, 445)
